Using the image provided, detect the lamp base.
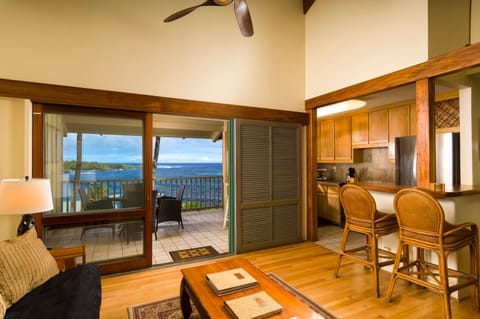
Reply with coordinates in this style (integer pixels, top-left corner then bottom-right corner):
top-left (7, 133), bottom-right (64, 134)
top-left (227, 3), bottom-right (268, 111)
top-left (17, 214), bottom-right (35, 236)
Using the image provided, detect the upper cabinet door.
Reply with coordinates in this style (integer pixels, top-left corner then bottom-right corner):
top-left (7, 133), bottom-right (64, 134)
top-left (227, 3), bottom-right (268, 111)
top-left (334, 116), bottom-right (352, 161)
top-left (368, 109), bottom-right (389, 144)
top-left (351, 112), bottom-right (369, 146)
top-left (388, 104), bottom-right (411, 159)
top-left (317, 117), bottom-right (352, 163)
top-left (318, 119), bottom-right (335, 161)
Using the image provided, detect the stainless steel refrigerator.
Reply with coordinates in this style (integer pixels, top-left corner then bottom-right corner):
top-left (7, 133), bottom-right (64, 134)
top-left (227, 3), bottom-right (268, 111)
top-left (395, 133), bottom-right (460, 186)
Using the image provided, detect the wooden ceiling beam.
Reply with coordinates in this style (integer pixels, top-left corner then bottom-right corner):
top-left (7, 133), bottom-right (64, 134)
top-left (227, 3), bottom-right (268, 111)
top-left (0, 78), bottom-right (309, 125)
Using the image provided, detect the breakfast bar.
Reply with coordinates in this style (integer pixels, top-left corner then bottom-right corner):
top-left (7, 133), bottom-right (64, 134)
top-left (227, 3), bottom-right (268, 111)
top-left (348, 182), bottom-right (480, 300)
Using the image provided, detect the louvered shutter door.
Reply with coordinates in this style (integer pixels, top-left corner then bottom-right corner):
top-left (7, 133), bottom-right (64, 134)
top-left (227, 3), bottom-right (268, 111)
top-left (235, 120), bottom-right (301, 253)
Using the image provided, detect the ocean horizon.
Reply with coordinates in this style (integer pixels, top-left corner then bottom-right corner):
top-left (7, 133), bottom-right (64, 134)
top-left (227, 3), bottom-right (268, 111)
top-left (61, 162), bottom-right (223, 211)
top-left (65, 162), bottom-right (223, 181)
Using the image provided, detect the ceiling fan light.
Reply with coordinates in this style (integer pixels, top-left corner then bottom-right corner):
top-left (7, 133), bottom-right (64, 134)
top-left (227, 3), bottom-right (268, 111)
top-left (316, 99), bottom-right (367, 118)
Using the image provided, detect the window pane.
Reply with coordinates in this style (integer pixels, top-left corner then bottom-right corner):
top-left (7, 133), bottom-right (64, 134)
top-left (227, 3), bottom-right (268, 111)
top-left (42, 112), bottom-right (145, 263)
top-left (43, 113), bottom-right (144, 215)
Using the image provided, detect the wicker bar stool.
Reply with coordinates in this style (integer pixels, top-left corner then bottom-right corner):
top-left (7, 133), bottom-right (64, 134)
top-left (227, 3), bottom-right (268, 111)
top-left (334, 184), bottom-right (403, 297)
top-left (386, 188), bottom-right (480, 319)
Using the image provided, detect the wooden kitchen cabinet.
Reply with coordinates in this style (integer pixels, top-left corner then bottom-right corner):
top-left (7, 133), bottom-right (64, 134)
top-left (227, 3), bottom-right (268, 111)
top-left (317, 183), bottom-right (328, 221)
top-left (388, 104), bottom-right (411, 159)
top-left (334, 116), bottom-right (352, 161)
top-left (368, 109), bottom-right (389, 144)
top-left (351, 112), bottom-right (369, 146)
top-left (326, 185), bottom-right (341, 224)
top-left (317, 116), bottom-right (352, 162)
top-left (318, 119), bottom-right (335, 161)
top-left (317, 183), bottom-right (341, 225)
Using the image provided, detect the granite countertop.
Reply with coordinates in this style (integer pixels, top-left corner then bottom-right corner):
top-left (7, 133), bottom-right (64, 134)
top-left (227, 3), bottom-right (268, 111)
top-left (317, 180), bottom-right (480, 198)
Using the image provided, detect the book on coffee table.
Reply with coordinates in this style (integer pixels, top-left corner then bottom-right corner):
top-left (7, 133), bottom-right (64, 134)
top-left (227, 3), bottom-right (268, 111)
top-left (224, 290), bottom-right (283, 319)
top-left (206, 267), bottom-right (258, 295)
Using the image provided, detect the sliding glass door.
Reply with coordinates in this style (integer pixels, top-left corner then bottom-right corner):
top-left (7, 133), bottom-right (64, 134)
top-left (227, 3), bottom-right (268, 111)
top-left (33, 104), bottom-right (153, 274)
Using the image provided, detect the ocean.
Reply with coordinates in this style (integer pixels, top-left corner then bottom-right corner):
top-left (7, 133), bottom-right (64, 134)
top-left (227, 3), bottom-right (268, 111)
top-left (65, 162), bottom-right (223, 181)
top-left (63, 163), bottom-right (224, 210)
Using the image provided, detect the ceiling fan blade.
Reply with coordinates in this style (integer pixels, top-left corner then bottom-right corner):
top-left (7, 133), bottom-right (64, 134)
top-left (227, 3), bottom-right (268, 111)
top-left (233, 0), bottom-right (253, 36)
top-left (164, 0), bottom-right (217, 23)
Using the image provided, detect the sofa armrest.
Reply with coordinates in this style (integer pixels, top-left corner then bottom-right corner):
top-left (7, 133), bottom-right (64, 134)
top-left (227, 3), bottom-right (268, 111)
top-left (49, 245), bottom-right (86, 271)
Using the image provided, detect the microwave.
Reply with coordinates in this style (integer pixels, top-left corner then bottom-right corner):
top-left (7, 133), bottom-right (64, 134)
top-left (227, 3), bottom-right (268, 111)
top-left (317, 168), bottom-right (327, 181)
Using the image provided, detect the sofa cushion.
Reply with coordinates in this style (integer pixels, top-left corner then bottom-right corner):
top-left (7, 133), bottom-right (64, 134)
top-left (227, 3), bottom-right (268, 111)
top-left (0, 228), bottom-right (59, 311)
top-left (5, 264), bottom-right (101, 319)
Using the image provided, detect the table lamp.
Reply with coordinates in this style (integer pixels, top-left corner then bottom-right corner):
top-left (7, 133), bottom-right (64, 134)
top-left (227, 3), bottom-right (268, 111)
top-left (0, 177), bottom-right (54, 236)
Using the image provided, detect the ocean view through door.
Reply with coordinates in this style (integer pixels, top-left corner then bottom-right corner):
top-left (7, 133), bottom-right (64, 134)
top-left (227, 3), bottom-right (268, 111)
top-left (151, 162), bottom-right (228, 265)
top-left (150, 114), bottom-right (229, 265)
top-left (34, 104), bottom-right (152, 274)
top-left (34, 107), bottom-right (229, 272)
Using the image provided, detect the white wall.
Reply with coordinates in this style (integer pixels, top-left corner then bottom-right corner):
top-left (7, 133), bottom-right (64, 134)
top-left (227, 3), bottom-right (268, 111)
top-left (428, 0), bottom-right (471, 58)
top-left (0, 98), bottom-right (32, 240)
top-left (305, 0), bottom-right (428, 99)
top-left (0, 0), bottom-right (305, 111)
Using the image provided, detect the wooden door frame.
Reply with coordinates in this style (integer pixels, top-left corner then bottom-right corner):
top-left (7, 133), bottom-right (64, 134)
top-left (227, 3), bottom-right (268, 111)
top-left (32, 103), bottom-right (153, 274)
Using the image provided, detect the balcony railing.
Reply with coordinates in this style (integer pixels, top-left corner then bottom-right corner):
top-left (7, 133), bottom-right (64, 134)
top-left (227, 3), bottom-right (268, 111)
top-left (61, 176), bottom-right (223, 213)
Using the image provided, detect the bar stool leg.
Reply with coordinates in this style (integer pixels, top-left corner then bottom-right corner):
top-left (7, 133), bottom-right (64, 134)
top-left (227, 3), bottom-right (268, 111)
top-left (385, 242), bottom-right (404, 302)
top-left (334, 226), bottom-right (350, 278)
top-left (371, 234), bottom-right (380, 298)
top-left (438, 252), bottom-right (452, 319)
top-left (470, 230), bottom-right (480, 311)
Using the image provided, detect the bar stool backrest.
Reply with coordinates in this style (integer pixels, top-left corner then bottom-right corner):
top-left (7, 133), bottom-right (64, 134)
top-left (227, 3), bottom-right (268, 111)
top-left (339, 184), bottom-right (377, 222)
top-left (393, 188), bottom-right (445, 244)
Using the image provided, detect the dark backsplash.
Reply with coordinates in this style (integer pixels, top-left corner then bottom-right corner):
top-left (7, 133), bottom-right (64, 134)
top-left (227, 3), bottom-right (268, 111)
top-left (318, 147), bottom-right (395, 183)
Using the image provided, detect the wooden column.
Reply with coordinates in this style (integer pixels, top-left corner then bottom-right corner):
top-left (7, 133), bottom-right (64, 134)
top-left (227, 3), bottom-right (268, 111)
top-left (415, 78), bottom-right (436, 189)
top-left (306, 109), bottom-right (317, 241)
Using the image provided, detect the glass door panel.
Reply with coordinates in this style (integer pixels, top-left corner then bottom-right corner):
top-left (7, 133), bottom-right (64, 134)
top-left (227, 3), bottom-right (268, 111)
top-left (39, 109), bottom-right (149, 267)
top-left (44, 113), bottom-right (144, 215)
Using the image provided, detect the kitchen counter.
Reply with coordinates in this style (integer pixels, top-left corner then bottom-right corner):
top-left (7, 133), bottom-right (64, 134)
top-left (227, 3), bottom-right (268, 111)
top-left (317, 180), bottom-right (480, 197)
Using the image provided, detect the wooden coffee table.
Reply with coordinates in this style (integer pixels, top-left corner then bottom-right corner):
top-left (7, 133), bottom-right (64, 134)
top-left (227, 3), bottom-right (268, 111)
top-left (180, 257), bottom-right (322, 318)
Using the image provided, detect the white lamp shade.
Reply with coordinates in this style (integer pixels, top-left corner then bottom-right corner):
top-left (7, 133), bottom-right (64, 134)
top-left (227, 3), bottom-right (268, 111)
top-left (0, 178), bottom-right (54, 215)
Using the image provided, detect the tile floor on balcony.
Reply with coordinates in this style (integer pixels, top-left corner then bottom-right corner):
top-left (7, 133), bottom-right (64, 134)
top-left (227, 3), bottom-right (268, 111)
top-left (45, 208), bottom-right (229, 265)
top-left (152, 208), bottom-right (229, 264)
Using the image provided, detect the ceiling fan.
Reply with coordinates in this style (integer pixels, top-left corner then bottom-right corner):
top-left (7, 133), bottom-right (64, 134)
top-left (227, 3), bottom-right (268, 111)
top-left (164, 0), bottom-right (254, 37)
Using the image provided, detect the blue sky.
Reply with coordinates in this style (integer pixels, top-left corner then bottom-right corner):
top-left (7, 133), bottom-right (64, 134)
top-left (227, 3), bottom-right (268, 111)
top-left (63, 134), bottom-right (222, 163)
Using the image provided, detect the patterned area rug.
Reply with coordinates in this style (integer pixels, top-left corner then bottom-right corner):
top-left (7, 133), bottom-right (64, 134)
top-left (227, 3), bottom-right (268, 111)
top-left (128, 296), bottom-right (199, 319)
top-left (169, 245), bottom-right (218, 262)
top-left (127, 273), bottom-right (338, 319)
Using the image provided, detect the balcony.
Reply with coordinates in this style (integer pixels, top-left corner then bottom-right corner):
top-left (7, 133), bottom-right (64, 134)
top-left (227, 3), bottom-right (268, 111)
top-left (44, 175), bottom-right (227, 265)
top-left (57, 176), bottom-right (223, 214)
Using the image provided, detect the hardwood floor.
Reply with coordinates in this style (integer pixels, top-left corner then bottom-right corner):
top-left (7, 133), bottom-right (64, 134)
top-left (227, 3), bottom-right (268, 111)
top-left (100, 242), bottom-right (479, 319)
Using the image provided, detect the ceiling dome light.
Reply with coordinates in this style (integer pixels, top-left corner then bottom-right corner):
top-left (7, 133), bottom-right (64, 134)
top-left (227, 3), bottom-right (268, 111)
top-left (316, 99), bottom-right (367, 118)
